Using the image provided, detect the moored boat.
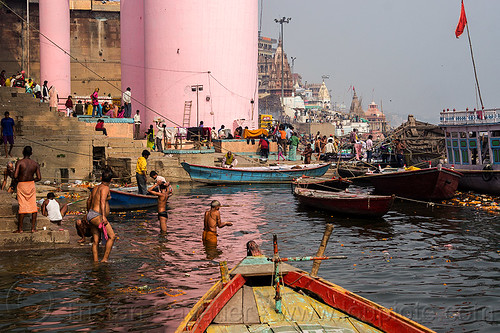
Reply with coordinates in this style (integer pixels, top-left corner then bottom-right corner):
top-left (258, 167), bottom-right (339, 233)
top-left (175, 238), bottom-right (435, 333)
top-left (109, 187), bottom-right (158, 211)
top-left (366, 167), bottom-right (462, 200)
top-left (181, 162), bottom-right (330, 184)
top-left (294, 187), bottom-right (393, 218)
top-left (292, 176), bottom-right (351, 191)
top-left (440, 108), bottom-right (500, 195)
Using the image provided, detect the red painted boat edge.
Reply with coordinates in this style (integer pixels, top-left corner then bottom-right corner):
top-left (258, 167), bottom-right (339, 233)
top-left (284, 271), bottom-right (435, 333)
top-left (191, 274), bottom-right (246, 333)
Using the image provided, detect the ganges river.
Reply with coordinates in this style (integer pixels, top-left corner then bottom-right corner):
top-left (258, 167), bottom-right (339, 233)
top-left (0, 184), bottom-right (498, 332)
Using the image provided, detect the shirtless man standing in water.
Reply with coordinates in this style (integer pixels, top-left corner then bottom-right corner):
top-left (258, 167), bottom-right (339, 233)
top-left (87, 170), bottom-right (116, 262)
top-left (147, 182), bottom-right (169, 233)
top-left (203, 200), bottom-right (232, 248)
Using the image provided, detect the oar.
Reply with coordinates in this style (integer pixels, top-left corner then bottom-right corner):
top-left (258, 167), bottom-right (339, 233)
top-left (311, 224), bottom-right (334, 277)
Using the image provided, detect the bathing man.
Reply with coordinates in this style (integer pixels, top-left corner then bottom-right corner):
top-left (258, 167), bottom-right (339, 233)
top-left (147, 183), bottom-right (169, 233)
top-left (203, 200), bottom-right (233, 248)
top-left (87, 169), bottom-right (116, 262)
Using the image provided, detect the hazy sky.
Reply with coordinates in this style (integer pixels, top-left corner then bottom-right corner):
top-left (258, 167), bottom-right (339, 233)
top-left (259, 0), bottom-right (500, 124)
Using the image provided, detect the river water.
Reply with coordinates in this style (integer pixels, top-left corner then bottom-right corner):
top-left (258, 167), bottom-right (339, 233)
top-left (0, 184), bottom-right (498, 332)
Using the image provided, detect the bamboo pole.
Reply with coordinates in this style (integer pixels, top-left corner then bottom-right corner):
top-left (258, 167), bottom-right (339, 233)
top-left (310, 224), bottom-right (334, 277)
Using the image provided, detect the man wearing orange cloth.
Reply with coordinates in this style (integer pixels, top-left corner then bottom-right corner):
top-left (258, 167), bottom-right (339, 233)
top-left (202, 200), bottom-right (232, 249)
top-left (14, 146), bottom-right (41, 233)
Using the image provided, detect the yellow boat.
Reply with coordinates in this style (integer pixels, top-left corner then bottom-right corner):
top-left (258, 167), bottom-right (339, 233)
top-left (175, 238), bottom-right (435, 333)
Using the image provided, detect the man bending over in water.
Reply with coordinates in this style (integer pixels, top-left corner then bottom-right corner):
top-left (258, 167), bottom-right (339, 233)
top-left (147, 182), bottom-right (169, 233)
top-left (87, 169), bottom-right (116, 262)
top-left (203, 200), bottom-right (233, 248)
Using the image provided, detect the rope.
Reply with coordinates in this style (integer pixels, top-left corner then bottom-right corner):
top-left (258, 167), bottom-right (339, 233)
top-left (0, 0), bottom-right (272, 169)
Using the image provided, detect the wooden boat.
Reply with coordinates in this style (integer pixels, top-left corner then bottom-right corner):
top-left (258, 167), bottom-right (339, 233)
top-left (109, 187), bottom-right (157, 211)
top-left (175, 238), bottom-right (435, 333)
top-left (292, 176), bottom-right (351, 192)
top-left (366, 167), bottom-right (462, 200)
top-left (440, 108), bottom-right (500, 195)
top-left (294, 187), bottom-right (393, 218)
top-left (181, 162), bottom-right (330, 184)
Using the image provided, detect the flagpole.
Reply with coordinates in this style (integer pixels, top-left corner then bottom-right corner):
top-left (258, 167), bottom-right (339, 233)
top-left (464, 12), bottom-right (484, 109)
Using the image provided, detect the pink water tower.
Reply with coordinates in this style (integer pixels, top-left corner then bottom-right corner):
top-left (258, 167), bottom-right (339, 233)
top-left (123, 0), bottom-right (258, 130)
top-left (39, 0), bottom-right (71, 102)
top-left (120, 0), bottom-right (145, 123)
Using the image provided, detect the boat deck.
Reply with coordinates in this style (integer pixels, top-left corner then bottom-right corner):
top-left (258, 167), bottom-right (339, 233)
top-left (207, 285), bottom-right (383, 333)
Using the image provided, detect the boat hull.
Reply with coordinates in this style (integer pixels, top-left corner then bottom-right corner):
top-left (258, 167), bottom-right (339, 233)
top-left (294, 187), bottom-right (393, 218)
top-left (293, 177), bottom-right (351, 191)
top-left (445, 168), bottom-right (500, 195)
top-left (367, 167), bottom-right (462, 200)
top-left (175, 256), bottom-right (435, 333)
top-left (109, 187), bottom-right (158, 211)
top-left (181, 162), bottom-right (330, 184)
top-left (458, 170), bottom-right (500, 195)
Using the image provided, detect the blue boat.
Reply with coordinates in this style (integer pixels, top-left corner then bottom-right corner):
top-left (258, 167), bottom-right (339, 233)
top-left (109, 187), bottom-right (158, 211)
top-left (181, 162), bottom-right (331, 184)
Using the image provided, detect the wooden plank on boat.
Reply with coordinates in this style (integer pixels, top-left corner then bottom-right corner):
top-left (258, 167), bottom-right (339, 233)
top-left (231, 256), bottom-right (298, 277)
top-left (252, 287), bottom-right (286, 324)
top-left (267, 322), bottom-right (301, 332)
top-left (213, 286), bottom-right (260, 325)
top-left (191, 274), bottom-right (246, 333)
top-left (206, 324), bottom-right (251, 333)
top-left (246, 324), bottom-right (272, 333)
top-left (253, 286), bottom-right (322, 324)
top-left (243, 286), bottom-right (261, 324)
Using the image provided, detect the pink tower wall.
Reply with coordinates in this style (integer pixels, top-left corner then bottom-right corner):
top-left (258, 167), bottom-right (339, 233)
top-left (39, 0), bottom-right (71, 103)
top-left (120, 0), bottom-right (145, 130)
top-left (143, 1), bottom-right (258, 130)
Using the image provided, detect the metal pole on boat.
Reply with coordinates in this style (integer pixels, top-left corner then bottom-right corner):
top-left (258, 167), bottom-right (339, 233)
top-left (464, 3), bottom-right (484, 109)
top-left (311, 224), bottom-right (334, 277)
top-left (272, 234), bottom-right (282, 313)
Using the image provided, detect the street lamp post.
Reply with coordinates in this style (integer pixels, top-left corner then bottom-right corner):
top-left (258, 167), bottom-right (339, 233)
top-left (191, 84), bottom-right (203, 126)
top-left (290, 56), bottom-right (296, 86)
top-left (274, 17), bottom-right (291, 109)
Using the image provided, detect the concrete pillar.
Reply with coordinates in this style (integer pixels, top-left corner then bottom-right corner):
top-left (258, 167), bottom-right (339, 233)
top-left (143, 0), bottom-right (258, 130)
top-left (121, 0), bottom-right (145, 132)
top-left (39, 0), bottom-right (71, 106)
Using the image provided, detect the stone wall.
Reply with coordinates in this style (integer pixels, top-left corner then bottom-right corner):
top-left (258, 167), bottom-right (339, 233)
top-left (213, 139), bottom-right (277, 154)
top-left (0, 0), bottom-right (121, 97)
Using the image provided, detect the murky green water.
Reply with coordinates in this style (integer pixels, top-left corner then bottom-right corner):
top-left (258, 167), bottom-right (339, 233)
top-left (0, 184), bottom-right (498, 332)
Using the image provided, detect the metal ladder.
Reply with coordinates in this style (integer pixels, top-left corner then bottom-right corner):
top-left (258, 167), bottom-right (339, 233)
top-left (183, 101), bottom-right (193, 128)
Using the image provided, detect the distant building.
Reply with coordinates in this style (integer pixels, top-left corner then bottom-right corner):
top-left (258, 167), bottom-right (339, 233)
top-left (364, 101), bottom-right (388, 140)
top-left (349, 89), bottom-right (364, 119)
top-left (268, 40), bottom-right (294, 98)
top-left (258, 36), bottom-right (277, 94)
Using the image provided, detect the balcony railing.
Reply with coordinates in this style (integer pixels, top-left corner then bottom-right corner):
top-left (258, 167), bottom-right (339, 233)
top-left (440, 108), bottom-right (500, 125)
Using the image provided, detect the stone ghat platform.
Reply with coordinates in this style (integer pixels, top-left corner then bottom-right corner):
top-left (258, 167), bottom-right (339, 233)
top-left (0, 192), bottom-right (70, 251)
top-left (77, 116), bottom-right (134, 138)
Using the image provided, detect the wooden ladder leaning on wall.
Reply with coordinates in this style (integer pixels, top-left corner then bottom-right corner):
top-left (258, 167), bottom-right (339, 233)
top-left (175, 100), bottom-right (193, 149)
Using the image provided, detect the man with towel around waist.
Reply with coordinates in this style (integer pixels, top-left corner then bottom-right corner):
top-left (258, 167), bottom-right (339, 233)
top-left (14, 146), bottom-right (41, 233)
top-left (87, 169), bottom-right (116, 263)
top-left (203, 200), bottom-right (232, 249)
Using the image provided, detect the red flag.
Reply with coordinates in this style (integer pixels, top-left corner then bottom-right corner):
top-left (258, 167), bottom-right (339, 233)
top-left (455, 0), bottom-right (467, 38)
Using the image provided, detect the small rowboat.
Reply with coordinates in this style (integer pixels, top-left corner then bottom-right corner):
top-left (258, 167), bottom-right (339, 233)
top-left (181, 162), bottom-right (331, 184)
top-left (294, 187), bottom-right (394, 218)
top-left (293, 176), bottom-right (352, 192)
top-left (109, 187), bottom-right (157, 211)
top-left (175, 238), bottom-right (435, 333)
